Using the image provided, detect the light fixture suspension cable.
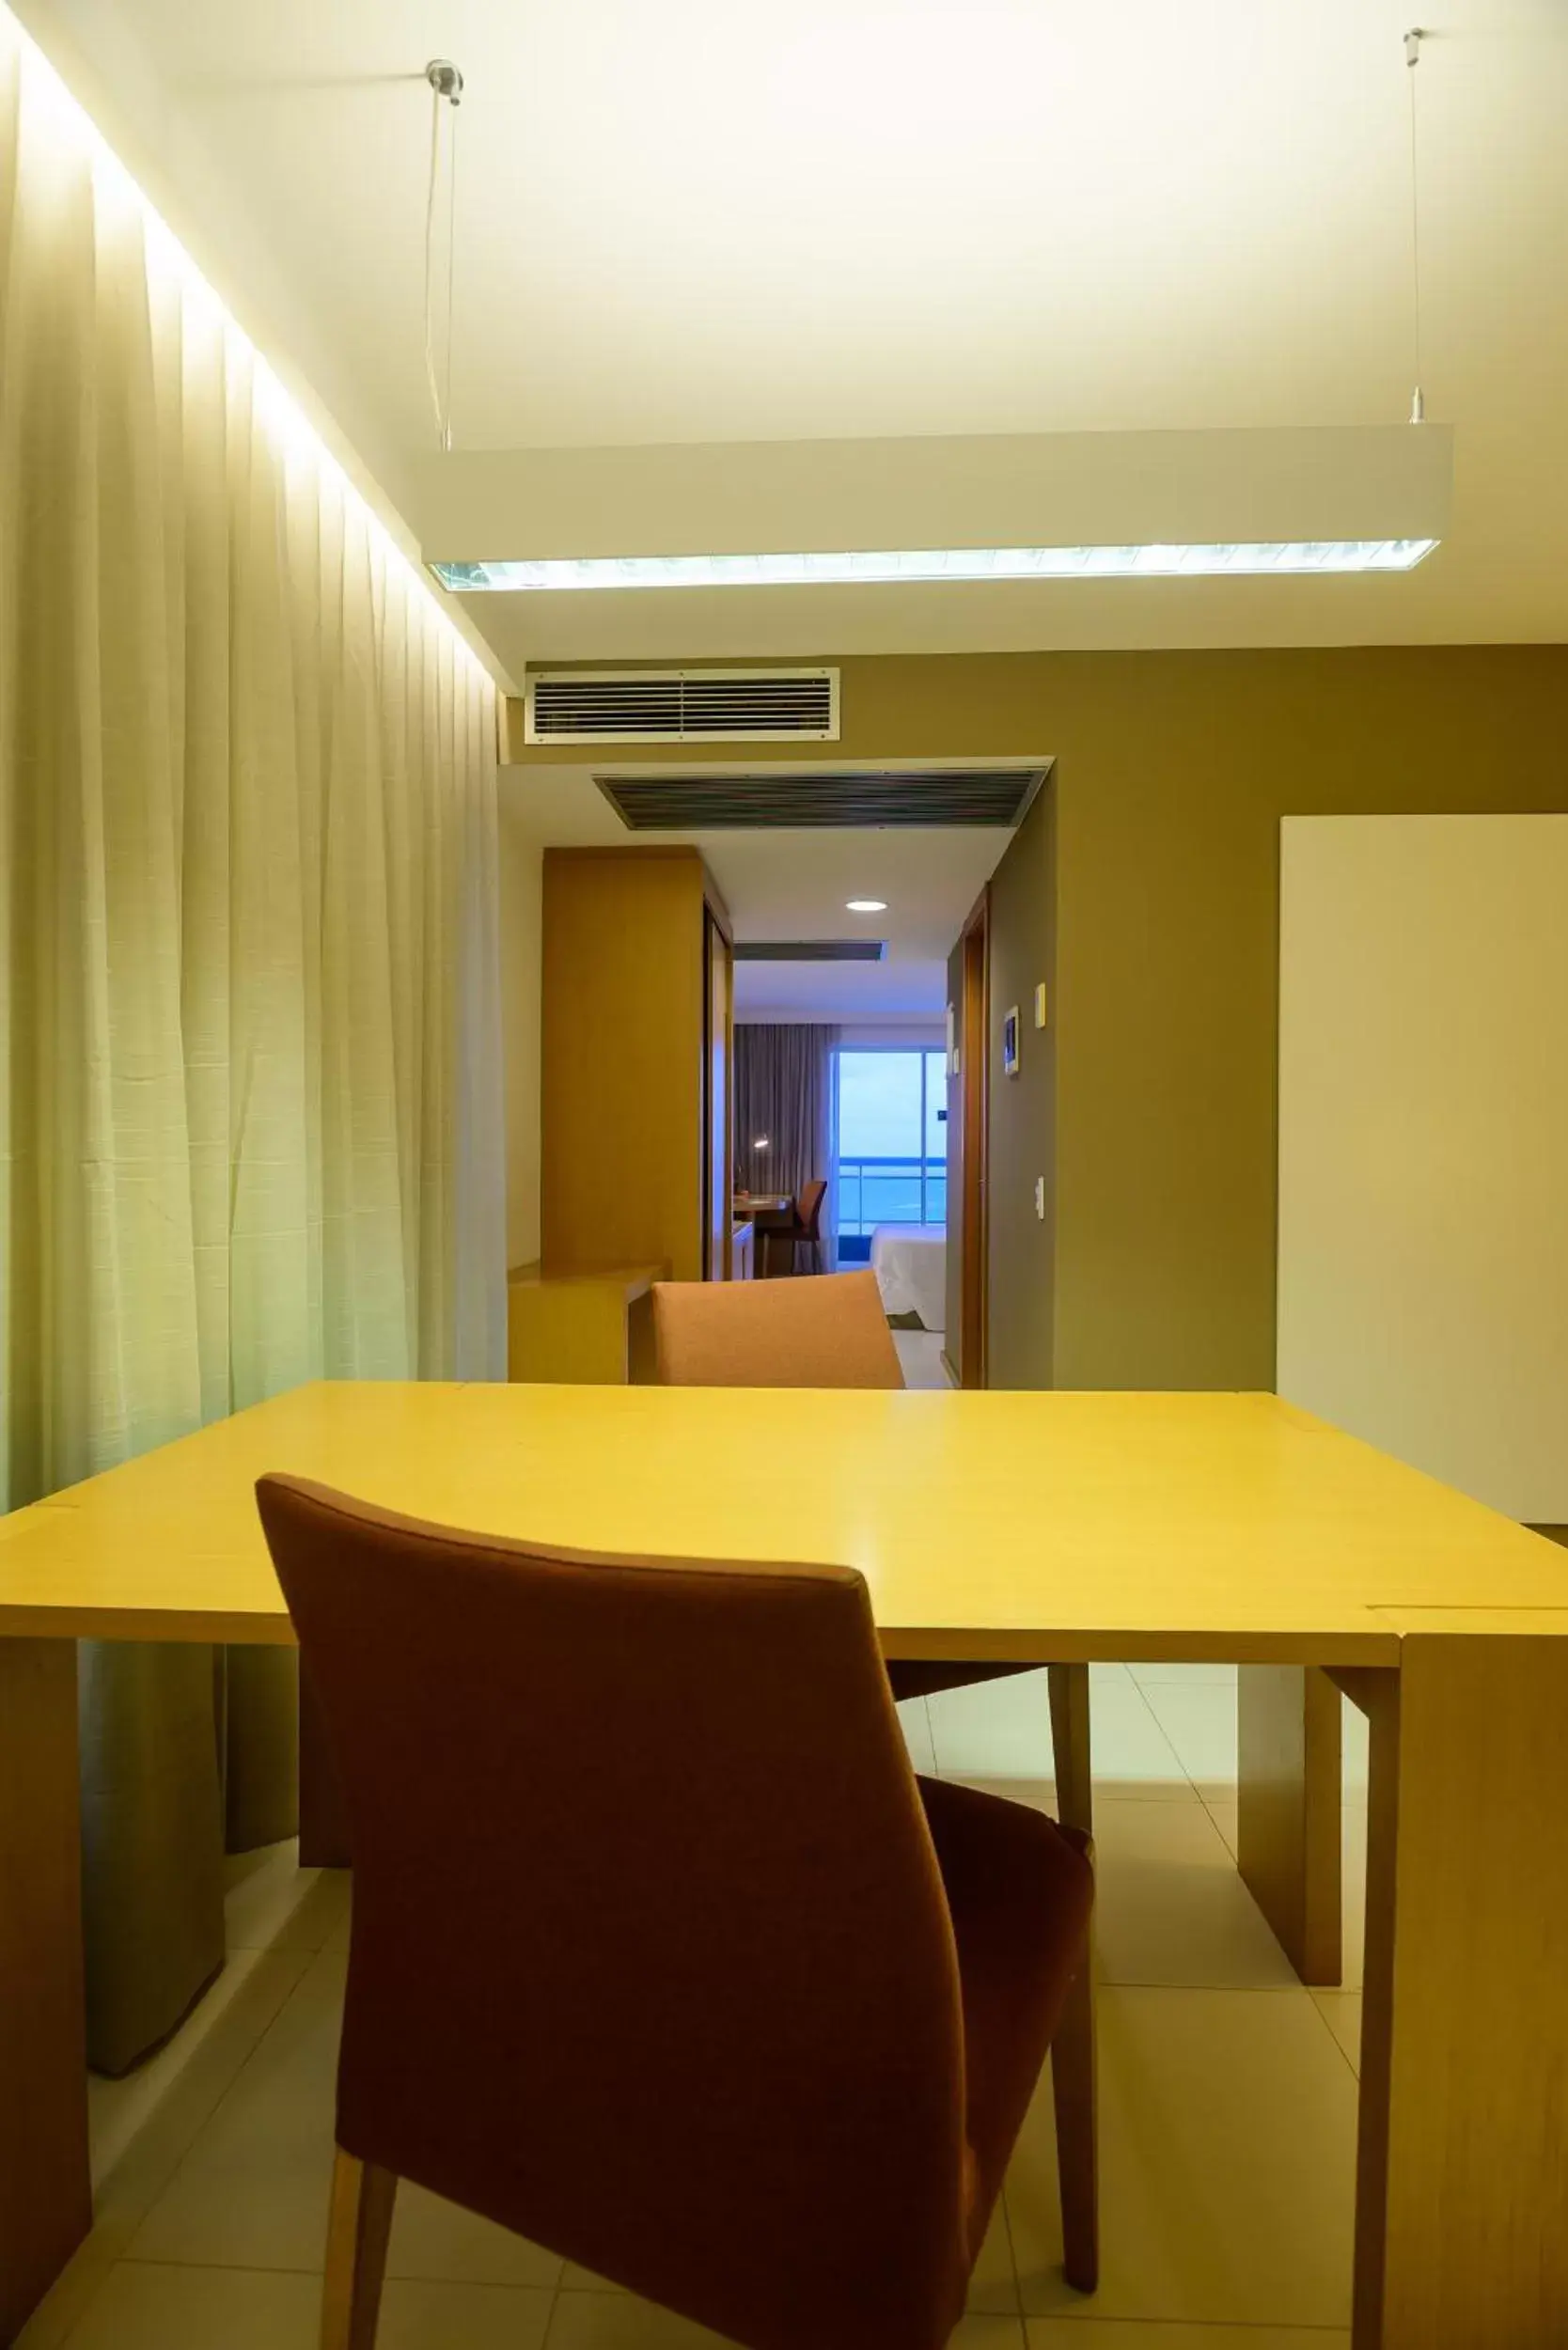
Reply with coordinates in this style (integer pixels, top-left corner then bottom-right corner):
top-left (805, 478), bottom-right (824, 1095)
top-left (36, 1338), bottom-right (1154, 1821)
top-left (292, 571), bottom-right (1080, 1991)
top-left (1404, 27), bottom-right (1425, 425)
top-left (424, 60), bottom-right (463, 452)
top-left (444, 95), bottom-right (459, 451)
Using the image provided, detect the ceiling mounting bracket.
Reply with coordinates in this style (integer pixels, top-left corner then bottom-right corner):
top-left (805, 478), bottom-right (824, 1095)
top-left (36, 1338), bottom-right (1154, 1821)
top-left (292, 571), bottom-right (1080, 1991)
top-left (426, 59), bottom-right (463, 105)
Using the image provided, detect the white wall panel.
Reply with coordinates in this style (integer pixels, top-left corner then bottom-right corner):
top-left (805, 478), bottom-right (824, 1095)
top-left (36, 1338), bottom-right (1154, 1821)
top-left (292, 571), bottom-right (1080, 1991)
top-left (1278, 815), bottom-right (1568, 1521)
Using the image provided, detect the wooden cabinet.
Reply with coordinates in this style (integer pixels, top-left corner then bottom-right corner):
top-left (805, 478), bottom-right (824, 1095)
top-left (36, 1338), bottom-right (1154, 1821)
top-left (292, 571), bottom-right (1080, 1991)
top-left (541, 847), bottom-right (733, 1283)
top-left (507, 1262), bottom-right (664, 1384)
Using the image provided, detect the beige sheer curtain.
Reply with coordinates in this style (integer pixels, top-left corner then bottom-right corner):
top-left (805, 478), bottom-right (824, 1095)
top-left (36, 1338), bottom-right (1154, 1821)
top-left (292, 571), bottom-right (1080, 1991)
top-left (1, 24), bottom-right (507, 2069)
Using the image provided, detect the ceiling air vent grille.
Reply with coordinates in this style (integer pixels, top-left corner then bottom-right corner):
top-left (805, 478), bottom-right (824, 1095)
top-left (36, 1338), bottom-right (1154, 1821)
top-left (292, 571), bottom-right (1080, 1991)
top-left (525, 667), bottom-right (839, 745)
top-left (595, 763), bottom-right (1048, 831)
top-left (734, 940), bottom-right (887, 964)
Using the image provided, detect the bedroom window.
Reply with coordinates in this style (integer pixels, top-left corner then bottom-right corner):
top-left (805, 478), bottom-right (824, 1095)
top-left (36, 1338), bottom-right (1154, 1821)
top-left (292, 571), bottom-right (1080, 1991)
top-left (835, 1049), bottom-right (948, 1261)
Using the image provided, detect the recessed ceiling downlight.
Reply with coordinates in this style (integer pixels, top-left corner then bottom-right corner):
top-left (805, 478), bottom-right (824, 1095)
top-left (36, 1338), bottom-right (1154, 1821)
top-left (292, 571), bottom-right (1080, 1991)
top-left (846, 899), bottom-right (887, 914)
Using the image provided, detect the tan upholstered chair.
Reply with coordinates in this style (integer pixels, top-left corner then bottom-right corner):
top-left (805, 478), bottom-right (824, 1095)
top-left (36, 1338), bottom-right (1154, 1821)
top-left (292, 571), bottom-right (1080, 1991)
top-left (256, 1477), bottom-right (1098, 2350)
top-left (651, 1273), bottom-right (1096, 1837)
top-left (651, 1266), bottom-right (902, 1388)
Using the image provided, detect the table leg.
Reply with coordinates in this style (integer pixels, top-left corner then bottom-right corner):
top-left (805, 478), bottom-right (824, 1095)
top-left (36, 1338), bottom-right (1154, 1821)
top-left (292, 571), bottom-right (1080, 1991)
top-left (0, 1639), bottom-right (92, 2342)
top-left (1048, 1662), bottom-right (1092, 1838)
top-left (1236, 1662), bottom-right (1342, 1983)
top-left (1354, 1636), bottom-right (1568, 2345)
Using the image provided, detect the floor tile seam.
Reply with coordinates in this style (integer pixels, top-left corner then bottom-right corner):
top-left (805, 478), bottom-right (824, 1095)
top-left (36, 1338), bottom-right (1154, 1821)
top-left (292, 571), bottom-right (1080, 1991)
top-left (93, 1953), bottom-right (315, 2237)
top-left (1130, 1683), bottom-right (1227, 1805)
top-left (117, 1971), bottom-right (343, 2260)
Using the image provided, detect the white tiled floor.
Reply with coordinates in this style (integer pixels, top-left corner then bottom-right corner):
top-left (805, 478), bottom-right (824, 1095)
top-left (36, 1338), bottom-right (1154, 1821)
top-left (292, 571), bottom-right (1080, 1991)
top-left (23, 1673), bottom-right (1368, 2350)
top-left (892, 1327), bottom-right (952, 1386)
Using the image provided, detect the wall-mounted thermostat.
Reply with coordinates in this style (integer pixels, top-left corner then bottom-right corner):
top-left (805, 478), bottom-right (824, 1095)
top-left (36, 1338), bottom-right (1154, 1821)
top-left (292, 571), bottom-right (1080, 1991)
top-left (1002, 1006), bottom-right (1020, 1077)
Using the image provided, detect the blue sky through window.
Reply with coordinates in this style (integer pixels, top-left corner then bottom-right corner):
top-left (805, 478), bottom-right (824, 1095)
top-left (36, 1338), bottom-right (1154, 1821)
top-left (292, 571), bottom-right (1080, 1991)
top-left (836, 1050), bottom-right (948, 1238)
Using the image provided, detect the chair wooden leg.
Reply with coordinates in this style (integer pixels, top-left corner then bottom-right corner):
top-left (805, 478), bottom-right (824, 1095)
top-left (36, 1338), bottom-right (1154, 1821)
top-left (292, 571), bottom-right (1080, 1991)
top-left (1048, 1661), bottom-right (1092, 1837)
top-left (321, 2149), bottom-right (397, 2350)
top-left (1051, 1949), bottom-right (1099, 2295)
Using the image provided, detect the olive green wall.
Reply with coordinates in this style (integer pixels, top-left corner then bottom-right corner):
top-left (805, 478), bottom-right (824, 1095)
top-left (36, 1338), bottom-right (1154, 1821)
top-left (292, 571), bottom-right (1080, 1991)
top-left (508, 646), bottom-right (1568, 1387)
top-left (970, 647), bottom-right (1568, 1389)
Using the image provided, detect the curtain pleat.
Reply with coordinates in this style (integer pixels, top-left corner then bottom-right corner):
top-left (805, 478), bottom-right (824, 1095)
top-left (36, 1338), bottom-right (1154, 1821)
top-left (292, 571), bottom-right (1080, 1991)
top-left (0, 23), bottom-right (507, 2069)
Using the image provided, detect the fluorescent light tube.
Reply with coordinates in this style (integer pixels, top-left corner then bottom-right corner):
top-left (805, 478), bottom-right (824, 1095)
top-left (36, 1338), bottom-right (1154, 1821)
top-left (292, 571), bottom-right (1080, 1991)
top-left (430, 540), bottom-right (1438, 594)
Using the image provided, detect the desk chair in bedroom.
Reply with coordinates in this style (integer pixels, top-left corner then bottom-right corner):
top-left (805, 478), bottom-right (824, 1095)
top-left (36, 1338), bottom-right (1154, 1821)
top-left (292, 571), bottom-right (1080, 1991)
top-left (760, 1176), bottom-right (828, 1277)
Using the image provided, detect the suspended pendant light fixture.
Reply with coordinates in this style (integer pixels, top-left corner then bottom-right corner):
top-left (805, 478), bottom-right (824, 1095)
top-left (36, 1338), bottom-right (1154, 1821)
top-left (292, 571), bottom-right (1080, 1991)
top-left (420, 36), bottom-right (1450, 595)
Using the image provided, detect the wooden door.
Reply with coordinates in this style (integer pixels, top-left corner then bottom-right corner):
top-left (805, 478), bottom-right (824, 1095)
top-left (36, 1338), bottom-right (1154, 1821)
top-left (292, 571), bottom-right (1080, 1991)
top-left (702, 907), bottom-right (733, 1280)
top-left (959, 895), bottom-right (990, 1386)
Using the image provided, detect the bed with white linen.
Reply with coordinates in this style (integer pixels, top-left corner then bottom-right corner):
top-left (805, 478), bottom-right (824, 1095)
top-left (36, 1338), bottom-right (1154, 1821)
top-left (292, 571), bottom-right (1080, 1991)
top-left (869, 1224), bottom-right (947, 1333)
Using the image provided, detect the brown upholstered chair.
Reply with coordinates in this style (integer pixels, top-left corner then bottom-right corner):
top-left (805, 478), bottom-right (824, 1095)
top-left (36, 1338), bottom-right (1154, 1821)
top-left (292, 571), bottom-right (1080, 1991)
top-left (761, 1176), bottom-right (828, 1277)
top-left (651, 1273), bottom-right (1095, 1839)
top-left (652, 1266), bottom-right (902, 1389)
top-left (256, 1477), bottom-right (1098, 2350)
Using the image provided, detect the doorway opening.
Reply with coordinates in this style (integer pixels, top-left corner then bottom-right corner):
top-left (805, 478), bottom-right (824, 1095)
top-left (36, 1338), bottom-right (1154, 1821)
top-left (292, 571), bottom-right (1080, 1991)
top-left (833, 1047), bottom-right (949, 1265)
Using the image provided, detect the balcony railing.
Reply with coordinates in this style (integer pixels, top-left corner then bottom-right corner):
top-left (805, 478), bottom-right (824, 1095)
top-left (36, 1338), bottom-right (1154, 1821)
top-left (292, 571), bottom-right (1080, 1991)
top-left (835, 1154), bottom-right (948, 1244)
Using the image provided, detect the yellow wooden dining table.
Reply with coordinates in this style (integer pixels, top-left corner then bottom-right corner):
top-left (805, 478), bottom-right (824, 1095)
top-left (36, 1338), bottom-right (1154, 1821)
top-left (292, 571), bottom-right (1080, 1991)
top-left (3, 1380), bottom-right (1568, 2348)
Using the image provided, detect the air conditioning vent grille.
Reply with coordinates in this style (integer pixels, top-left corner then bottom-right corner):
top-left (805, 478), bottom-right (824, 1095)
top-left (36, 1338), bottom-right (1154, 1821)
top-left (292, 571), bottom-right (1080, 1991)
top-left (525, 668), bottom-right (838, 744)
top-left (595, 764), bottom-right (1048, 830)
top-left (734, 940), bottom-right (887, 964)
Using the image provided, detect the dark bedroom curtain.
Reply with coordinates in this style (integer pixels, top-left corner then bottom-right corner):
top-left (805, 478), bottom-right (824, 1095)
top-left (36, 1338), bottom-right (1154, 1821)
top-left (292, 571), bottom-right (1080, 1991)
top-left (735, 1024), bottom-right (840, 1267)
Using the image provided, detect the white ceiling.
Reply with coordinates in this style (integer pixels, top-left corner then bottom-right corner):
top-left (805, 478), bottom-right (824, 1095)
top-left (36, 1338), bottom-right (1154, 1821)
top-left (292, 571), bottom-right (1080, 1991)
top-left (17, 0), bottom-right (1568, 668)
top-left (731, 967), bottom-right (949, 1025)
top-left (503, 764), bottom-right (1011, 1017)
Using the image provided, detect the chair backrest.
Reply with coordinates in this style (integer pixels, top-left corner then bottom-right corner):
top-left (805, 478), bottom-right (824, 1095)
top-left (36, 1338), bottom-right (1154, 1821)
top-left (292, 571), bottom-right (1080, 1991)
top-left (255, 1477), bottom-right (969, 2350)
top-left (651, 1267), bottom-right (903, 1388)
top-left (795, 1176), bottom-right (827, 1238)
